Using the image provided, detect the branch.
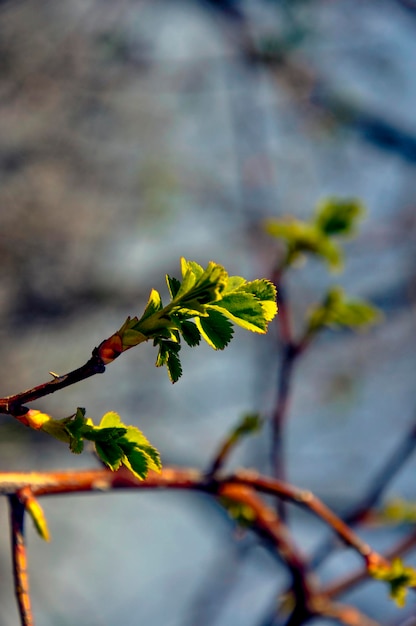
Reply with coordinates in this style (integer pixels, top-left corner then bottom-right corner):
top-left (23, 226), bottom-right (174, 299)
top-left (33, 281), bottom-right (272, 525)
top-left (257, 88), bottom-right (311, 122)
top-left (8, 495), bottom-right (34, 626)
top-left (231, 471), bottom-right (373, 561)
top-left (270, 270), bottom-right (304, 520)
top-left (323, 528), bottom-right (416, 600)
top-left (0, 350), bottom-right (105, 418)
top-left (0, 467), bottom-right (379, 562)
top-left (310, 415), bottom-right (416, 569)
top-left (217, 482), bottom-right (314, 613)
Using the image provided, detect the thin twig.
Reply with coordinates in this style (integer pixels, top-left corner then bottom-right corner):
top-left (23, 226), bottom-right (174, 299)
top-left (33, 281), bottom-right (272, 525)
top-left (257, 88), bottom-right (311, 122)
top-left (310, 416), bottom-right (416, 570)
top-left (9, 494), bottom-right (34, 626)
top-left (0, 350), bottom-right (105, 418)
top-left (232, 471), bottom-right (374, 560)
top-left (217, 482), bottom-right (314, 613)
top-left (270, 271), bottom-right (302, 521)
top-left (323, 527), bottom-right (416, 600)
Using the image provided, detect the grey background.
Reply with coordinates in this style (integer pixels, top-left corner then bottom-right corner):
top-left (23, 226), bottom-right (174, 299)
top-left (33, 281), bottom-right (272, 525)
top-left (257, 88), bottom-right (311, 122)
top-left (0, 1), bottom-right (415, 624)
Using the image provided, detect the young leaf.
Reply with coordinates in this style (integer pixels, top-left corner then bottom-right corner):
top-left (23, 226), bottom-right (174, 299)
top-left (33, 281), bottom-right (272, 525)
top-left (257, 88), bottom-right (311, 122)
top-left (314, 198), bottom-right (365, 236)
top-left (264, 197), bottom-right (367, 271)
top-left (140, 289), bottom-right (164, 322)
top-left (96, 258), bottom-right (277, 382)
top-left (123, 425), bottom-right (162, 474)
top-left (211, 293), bottom-right (269, 334)
top-left (264, 217), bottom-right (343, 271)
top-left (307, 287), bottom-right (381, 334)
top-left (369, 557), bottom-right (416, 608)
top-left (195, 309), bottom-right (234, 350)
top-left (219, 497), bottom-right (256, 527)
top-left (95, 441), bottom-right (124, 471)
top-left (177, 320), bottom-right (201, 347)
top-left (382, 498), bottom-right (416, 525)
top-left (166, 274), bottom-right (181, 299)
top-left (25, 497), bottom-right (51, 542)
top-left (231, 413), bottom-right (264, 439)
top-left (154, 338), bottom-right (183, 383)
top-left (121, 448), bottom-right (150, 480)
top-left (40, 409), bottom-right (161, 481)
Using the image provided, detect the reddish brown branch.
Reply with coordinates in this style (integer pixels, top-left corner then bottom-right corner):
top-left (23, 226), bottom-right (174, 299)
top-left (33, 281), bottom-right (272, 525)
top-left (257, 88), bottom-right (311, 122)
top-left (217, 482), bottom-right (314, 612)
top-left (0, 467), bottom-right (377, 562)
top-left (316, 600), bottom-right (381, 626)
top-left (0, 350), bottom-right (105, 418)
top-left (323, 527), bottom-right (416, 600)
top-left (232, 471), bottom-right (373, 560)
top-left (1, 466), bottom-right (399, 626)
top-left (9, 495), bottom-right (33, 626)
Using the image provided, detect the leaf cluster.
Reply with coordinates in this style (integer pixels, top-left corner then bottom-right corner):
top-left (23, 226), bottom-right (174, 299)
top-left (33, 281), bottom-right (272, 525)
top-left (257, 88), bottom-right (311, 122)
top-left (97, 258), bottom-right (277, 382)
top-left (306, 287), bottom-right (381, 335)
top-left (381, 498), bottom-right (416, 525)
top-left (264, 197), bottom-right (365, 271)
top-left (42, 408), bottom-right (161, 480)
top-left (369, 558), bottom-right (416, 608)
top-left (219, 496), bottom-right (257, 527)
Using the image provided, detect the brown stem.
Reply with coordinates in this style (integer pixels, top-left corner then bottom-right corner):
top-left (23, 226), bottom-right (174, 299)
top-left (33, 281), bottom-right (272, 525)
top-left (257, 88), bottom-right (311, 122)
top-left (218, 483), bottom-right (313, 610)
top-left (231, 471), bottom-right (373, 560)
top-left (9, 495), bottom-right (34, 626)
top-left (1, 466), bottom-right (396, 626)
top-left (311, 415), bottom-right (416, 570)
top-left (0, 467), bottom-right (375, 561)
top-left (323, 527), bottom-right (416, 600)
top-left (317, 601), bottom-right (381, 626)
top-left (0, 350), bottom-right (105, 417)
top-left (270, 272), bottom-right (301, 522)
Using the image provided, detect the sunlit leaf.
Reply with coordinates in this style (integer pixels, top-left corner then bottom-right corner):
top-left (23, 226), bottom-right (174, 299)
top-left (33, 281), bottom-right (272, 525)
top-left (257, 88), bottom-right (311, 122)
top-left (369, 558), bottom-right (416, 608)
top-left (25, 497), bottom-right (51, 542)
top-left (178, 320), bottom-right (201, 347)
top-left (211, 293), bottom-right (268, 333)
top-left (264, 217), bottom-right (344, 270)
top-left (315, 198), bottom-right (365, 236)
top-left (307, 287), bottom-right (381, 334)
top-left (195, 309), bottom-right (234, 350)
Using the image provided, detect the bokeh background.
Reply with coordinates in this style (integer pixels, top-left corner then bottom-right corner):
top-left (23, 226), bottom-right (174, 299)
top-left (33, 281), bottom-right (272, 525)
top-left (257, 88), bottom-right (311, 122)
top-left (0, 1), bottom-right (416, 624)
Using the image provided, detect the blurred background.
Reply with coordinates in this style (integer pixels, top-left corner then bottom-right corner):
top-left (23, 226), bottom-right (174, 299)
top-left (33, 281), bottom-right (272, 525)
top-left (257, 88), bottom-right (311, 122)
top-left (0, 1), bottom-right (416, 624)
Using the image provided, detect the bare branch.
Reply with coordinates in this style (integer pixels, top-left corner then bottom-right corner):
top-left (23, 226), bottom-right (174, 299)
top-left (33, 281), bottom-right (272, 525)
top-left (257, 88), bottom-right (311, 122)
top-left (8, 495), bottom-right (34, 626)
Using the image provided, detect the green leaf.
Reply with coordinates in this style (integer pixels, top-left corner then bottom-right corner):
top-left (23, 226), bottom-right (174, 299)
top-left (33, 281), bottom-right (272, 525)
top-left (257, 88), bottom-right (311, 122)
top-left (180, 257), bottom-right (204, 281)
top-left (95, 440), bottom-right (124, 471)
top-left (175, 259), bottom-right (228, 307)
top-left (121, 448), bottom-right (150, 480)
top-left (369, 558), bottom-right (416, 608)
top-left (382, 498), bottom-right (416, 525)
top-left (155, 339), bottom-right (183, 383)
top-left (166, 274), bottom-right (181, 299)
top-left (211, 293), bottom-right (268, 333)
top-left (98, 258), bottom-right (277, 382)
top-left (314, 198), bottom-right (365, 236)
top-left (195, 309), bottom-right (234, 350)
top-left (69, 437), bottom-right (84, 454)
top-left (219, 497), bottom-right (256, 527)
top-left (141, 289), bottom-right (163, 321)
top-left (307, 287), bottom-right (382, 334)
top-left (123, 426), bottom-right (162, 473)
top-left (232, 413), bottom-right (264, 439)
top-left (234, 279), bottom-right (278, 323)
top-left (25, 497), bottom-right (51, 542)
top-left (264, 217), bottom-right (343, 270)
top-left (165, 348), bottom-right (182, 383)
top-left (178, 320), bottom-right (201, 347)
top-left (83, 426), bottom-right (128, 443)
top-left (99, 411), bottom-right (124, 429)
